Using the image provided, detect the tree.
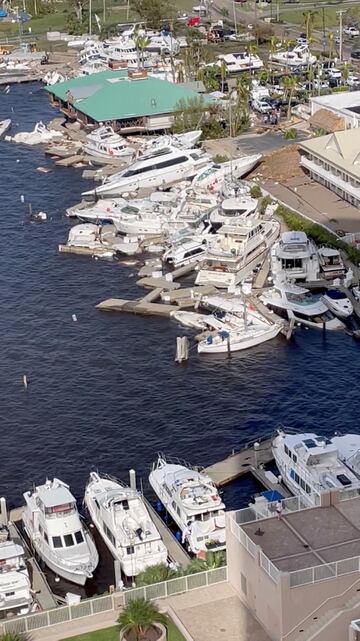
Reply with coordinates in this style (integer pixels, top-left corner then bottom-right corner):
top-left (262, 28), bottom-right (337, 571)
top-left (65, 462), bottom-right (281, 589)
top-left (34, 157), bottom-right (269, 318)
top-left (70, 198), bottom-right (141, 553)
top-left (184, 551), bottom-right (226, 575)
top-left (252, 22), bottom-right (274, 44)
top-left (269, 36), bottom-right (279, 83)
top-left (327, 32), bottom-right (335, 67)
top-left (344, 6), bottom-right (360, 26)
top-left (230, 73), bottom-right (252, 136)
top-left (135, 34), bottom-right (150, 69)
top-left (172, 96), bottom-right (207, 133)
top-left (282, 75), bottom-right (297, 120)
top-left (302, 10), bottom-right (318, 40)
top-left (341, 63), bottom-right (349, 86)
top-left (135, 563), bottom-right (178, 587)
top-left (184, 29), bottom-right (204, 80)
top-left (118, 599), bottom-right (167, 641)
top-left (220, 59), bottom-right (227, 93)
top-left (131, 0), bottom-right (175, 30)
top-left (197, 65), bottom-right (220, 92)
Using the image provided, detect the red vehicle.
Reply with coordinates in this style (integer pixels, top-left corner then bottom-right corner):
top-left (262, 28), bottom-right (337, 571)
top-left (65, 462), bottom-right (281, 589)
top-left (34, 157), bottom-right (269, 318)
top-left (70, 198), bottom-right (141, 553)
top-left (187, 16), bottom-right (201, 27)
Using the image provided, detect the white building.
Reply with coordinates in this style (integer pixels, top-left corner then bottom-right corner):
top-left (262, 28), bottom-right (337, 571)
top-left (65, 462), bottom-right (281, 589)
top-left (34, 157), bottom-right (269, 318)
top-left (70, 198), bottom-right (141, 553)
top-left (310, 91), bottom-right (360, 129)
top-left (299, 129), bottom-right (360, 209)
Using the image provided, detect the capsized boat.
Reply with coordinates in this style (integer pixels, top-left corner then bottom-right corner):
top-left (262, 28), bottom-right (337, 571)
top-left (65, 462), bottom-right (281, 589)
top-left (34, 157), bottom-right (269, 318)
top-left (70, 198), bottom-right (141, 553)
top-left (0, 118), bottom-right (11, 139)
top-left (84, 472), bottom-right (167, 577)
top-left (22, 478), bottom-right (99, 585)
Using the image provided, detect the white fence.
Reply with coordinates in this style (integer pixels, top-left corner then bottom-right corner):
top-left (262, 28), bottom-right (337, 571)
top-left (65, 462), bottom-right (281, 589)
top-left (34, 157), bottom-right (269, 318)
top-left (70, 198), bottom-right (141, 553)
top-left (229, 513), bottom-right (279, 584)
top-left (289, 556), bottom-right (360, 588)
top-left (232, 494), bottom-right (313, 526)
top-left (2, 568), bottom-right (227, 635)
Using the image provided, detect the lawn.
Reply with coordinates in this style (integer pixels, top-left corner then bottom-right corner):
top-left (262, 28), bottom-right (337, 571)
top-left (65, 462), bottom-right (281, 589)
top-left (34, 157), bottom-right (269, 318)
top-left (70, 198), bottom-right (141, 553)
top-left (61, 619), bottom-right (186, 641)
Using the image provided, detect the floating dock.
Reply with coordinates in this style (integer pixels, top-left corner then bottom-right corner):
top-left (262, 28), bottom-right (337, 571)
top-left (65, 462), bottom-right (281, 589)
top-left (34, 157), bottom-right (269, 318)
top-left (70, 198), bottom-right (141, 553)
top-left (144, 499), bottom-right (190, 568)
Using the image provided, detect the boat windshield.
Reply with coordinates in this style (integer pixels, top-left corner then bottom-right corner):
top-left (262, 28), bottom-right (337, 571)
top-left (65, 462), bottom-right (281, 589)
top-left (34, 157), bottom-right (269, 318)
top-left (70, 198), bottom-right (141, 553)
top-left (326, 290), bottom-right (347, 300)
top-left (286, 291), bottom-right (313, 304)
top-left (44, 502), bottom-right (76, 518)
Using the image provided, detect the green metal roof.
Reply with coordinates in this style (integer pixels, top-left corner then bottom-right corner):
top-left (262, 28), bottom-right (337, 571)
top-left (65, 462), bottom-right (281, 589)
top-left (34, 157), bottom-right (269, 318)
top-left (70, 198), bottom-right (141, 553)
top-left (45, 70), bottom-right (211, 122)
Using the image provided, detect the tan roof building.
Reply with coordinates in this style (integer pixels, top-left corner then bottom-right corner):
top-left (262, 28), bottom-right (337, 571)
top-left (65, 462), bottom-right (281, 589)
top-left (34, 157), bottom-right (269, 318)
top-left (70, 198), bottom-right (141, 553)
top-left (298, 128), bottom-right (360, 209)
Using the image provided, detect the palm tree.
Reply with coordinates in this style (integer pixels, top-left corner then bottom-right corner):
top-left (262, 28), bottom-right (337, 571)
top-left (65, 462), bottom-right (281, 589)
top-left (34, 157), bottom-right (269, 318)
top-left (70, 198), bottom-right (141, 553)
top-left (118, 599), bottom-right (167, 641)
top-left (220, 59), bottom-right (227, 94)
top-left (184, 551), bottom-right (226, 575)
top-left (135, 34), bottom-right (150, 70)
top-left (341, 62), bottom-right (349, 86)
top-left (269, 35), bottom-right (279, 83)
top-left (282, 75), bottom-right (297, 120)
top-left (302, 10), bottom-right (318, 41)
top-left (177, 61), bottom-right (185, 84)
top-left (248, 43), bottom-right (258, 75)
top-left (135, 563), bottom-right (179, 587)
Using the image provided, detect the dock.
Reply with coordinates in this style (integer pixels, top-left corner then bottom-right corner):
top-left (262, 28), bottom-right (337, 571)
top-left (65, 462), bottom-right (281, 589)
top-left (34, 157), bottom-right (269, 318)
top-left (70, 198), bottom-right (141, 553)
top-left (144, 499), bottom-right (190, 568)
top-left (204, 438), bottom-right (274, 487)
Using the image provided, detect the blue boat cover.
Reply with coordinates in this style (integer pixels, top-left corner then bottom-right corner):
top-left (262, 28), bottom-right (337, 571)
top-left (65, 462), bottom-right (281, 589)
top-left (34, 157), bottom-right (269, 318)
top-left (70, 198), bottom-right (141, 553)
top-left (261, 489), bottom-right (284, 502)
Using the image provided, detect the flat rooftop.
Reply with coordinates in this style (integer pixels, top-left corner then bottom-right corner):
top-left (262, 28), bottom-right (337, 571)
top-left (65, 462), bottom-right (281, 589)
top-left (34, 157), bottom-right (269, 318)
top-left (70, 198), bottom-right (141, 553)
top-left (311, 91), bottom-right (360, 114)
top-left (242, 496), bottom-right (360, 573)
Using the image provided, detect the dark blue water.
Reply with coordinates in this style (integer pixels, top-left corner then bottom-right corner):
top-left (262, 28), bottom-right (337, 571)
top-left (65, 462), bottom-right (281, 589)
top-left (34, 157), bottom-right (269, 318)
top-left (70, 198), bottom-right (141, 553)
top-left (1, 83), bottom-right (360, 517)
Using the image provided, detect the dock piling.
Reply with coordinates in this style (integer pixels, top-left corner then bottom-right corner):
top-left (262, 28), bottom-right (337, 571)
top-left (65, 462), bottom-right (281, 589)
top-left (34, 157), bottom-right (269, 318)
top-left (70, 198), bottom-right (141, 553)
top-left (0, 497), bottom-right (8, 526)
top-left (175, 337), bottom-right (189, 363)
top-left (129, 469), bottom-right (136, 490)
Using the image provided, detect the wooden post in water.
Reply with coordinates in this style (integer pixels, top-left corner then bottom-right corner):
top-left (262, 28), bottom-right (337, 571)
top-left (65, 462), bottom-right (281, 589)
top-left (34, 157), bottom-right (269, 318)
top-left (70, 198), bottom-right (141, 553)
top-left (175, 337), bottom-right (189, 363)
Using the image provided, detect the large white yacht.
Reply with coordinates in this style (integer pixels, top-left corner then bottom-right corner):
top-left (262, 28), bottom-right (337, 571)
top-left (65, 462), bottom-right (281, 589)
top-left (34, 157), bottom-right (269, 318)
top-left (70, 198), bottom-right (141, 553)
top-left (273, 431), bottom-right (360, 501)
top-left (0, 533), bottom-right (32, 615)
top-left (270, 231), bottom-right (320, 282)
top-left (269, 44), bottom-right (316, 68)
top-left (215, 51), bottom-right (264, 73)
top-left (83, 147), bottom-right (211, 197)
top-left (318, 247), bottom-right (346, 280)
top-left (191, 155), bottom-right (262, 193)
top-left (83, 126), bottom-right (134, 160)
top-left (209, 196), bottom-right (258, 231)
top-left (84, 472), bottom-right (167, 577)
top-left (195, 219), bottom-right (279, 288)
top-left (260, 279), bottom-right (344, 330)
top-left (22, 478), bottom-right (99, 585)
top-left (149, 456), bottom-right (226, 554)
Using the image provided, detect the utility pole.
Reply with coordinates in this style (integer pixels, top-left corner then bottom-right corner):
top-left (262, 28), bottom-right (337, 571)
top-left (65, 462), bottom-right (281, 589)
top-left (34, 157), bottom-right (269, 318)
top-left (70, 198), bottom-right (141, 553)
top-left (337, 9), bottom-right (345, 62)
top-left (89, 0), bottom-right (92, 35)
top-left (103, 0), bottom-right (106, 24)
top-left (232, 0), bottom-right (237, 35)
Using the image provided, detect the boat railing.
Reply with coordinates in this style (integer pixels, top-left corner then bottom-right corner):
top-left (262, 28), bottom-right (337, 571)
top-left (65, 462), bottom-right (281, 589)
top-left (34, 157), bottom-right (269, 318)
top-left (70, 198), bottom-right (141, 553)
top-left (154, 452), bottom-right (204, 472)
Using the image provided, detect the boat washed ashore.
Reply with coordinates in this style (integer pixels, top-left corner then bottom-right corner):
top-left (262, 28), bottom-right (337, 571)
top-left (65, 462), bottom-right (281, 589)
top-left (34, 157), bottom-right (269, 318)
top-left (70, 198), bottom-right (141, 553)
top-left (22, 478), bottom-right (99, 585)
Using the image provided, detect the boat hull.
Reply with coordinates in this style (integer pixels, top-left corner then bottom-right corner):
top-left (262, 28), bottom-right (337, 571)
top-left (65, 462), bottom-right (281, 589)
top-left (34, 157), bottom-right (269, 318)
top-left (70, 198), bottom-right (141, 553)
top-left (198, 324), bottom-right (281, 353)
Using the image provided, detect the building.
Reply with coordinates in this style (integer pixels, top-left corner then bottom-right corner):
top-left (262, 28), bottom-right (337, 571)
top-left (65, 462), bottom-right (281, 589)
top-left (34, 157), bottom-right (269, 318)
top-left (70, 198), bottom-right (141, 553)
top-left (226, 488), bottom-right (360, 641)
top-left (310, 91), bottom-right (360, 130)
top-left (45, 70), bottom-right (211, 133)
top-left (298, 129), bottom-right (360, 209)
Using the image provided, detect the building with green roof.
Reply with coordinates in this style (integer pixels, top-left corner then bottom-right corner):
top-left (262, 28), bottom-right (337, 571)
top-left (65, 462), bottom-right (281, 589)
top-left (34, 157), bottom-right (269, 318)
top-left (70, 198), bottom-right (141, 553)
top-left (45, 70), bottom-right (212, 133)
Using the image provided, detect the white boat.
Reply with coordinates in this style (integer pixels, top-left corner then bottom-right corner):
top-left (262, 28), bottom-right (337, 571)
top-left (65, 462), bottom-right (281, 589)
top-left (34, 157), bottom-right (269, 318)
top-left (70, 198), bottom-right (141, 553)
top-left (43, 70), bottom-right (66, 85)
top-left (83, 147), bottom-right (211, 197)
top-left (195, 219), bottom-right (280, 288)
top-left (197, 317), bottom-right (281, 353)
top-left (269, 44), bottom-right (316, 68)
top-left (0, 531), bottom-right (32, 615)
top-left (0, 118), bottom-right (11, 138)
top-left (149, 455), bottom-right (226, 554)
top-left (260, 279), bottom-right (344, 330)
top-left (322, 289), bottom-right (353, 318)
top-left (191, 155), bottom-right (261, 193)
top-left (215, 51), bottom-right (263, 73)
top-left (22, 478), bottom-right (99, 585)
top-left (140, 130), bottom-right (202, 153)
top-left (331, 434), bottom-right (360, 478)
top-left (84, 126), bottom-right (134, 160)
top-left (170, 310), bottom-right (212, 329)
top-left (11, 122), bottom-right (63, 146)
top-left (64, 223), bottom-right (124, 256)
top-left (84, 472), bottom-right (167, 577)
top-left (270, 231), bottom-right (320, 282)
top-left (209, 196), bottom-right (258, 231)
top-left (163, 237), bottom-right (209, 268)
top-left (273, 431), bottom-right (360, 502)
top-left (318, 247), bottom-right (346, 280)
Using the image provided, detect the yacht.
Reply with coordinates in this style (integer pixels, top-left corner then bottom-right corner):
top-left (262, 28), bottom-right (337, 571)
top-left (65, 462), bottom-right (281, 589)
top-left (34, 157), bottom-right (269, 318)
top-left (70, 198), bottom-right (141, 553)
top-left (0, 531), bottom-right (32, 615)
top-left (215, 51), bottom-right (264, 73)
top-left (83, 147), bottom-right (211, 197)
top-left (163, 236), bottom-right (210, 268)
top-left (197, 314), bottom-right (281, 354)
top-left (318, 247), bottom-right (346, 280)
top-left (270, 231), bottom-right (320, 282)
top-left (209, 196), bottom-right (258, 231)
top-left (331, 434), bottom-right (360, 479)
top-left (139, 130), bottom-right (202, 153)
top-left (322, 289), bottom-right (353, 318)
top-left (22, 478), bottom-right (99, 585)
top-left (195, 219), bottom-right (280, 288)
top-left (260, 279), bottom-right (344, 330)
top-left (149, 455), bottom-right (226, 554)
top-left (269, 44), bottom-right (316, 68)
top-left (273, 431), bottom-right (360, 501)
top-left (83, 126), bottom-right (134, 160)
top-left (84, 472), bottom-right (167, 577)
top-left (191, 155), bottom-right (261, 193)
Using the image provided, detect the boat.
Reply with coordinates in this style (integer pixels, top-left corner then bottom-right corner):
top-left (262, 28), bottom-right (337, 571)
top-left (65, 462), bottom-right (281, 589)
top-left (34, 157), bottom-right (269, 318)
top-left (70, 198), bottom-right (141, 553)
top-left (22, 478), bottom-right (99, 585)
top-left (11, 122), bottom-right (63, 146)
top-left (84, 472), bottom-right (167, 577)
top-left (331, 434), bottom-right (360, 479)
top-left (195, 219), bottom-right (280, 288)
top-left (170, 310), bottom-right (212, 329)
top-left (318, 247), bottom-right (346, 280)
top-left (83, 126), bottom-right (134, 160)
top-left (149, 455), bottom-right (226, 554)
top-left (322, 289), bottom-right (353, 318)
top-left (260, 279), bottom-right (344, 330)
top-left (197, 318), bottom-right (281, 354)
top-left (139, 130), bottom-right (202, 152)
top-left (191, 155), bottom-right (261, 193)
top-left (215, 51), bottom-right (264, 73)
top-left (270, 231), bottom-right (320, 282)
top-left (64, 223), bottom-right (125, 256)
top-left (269, 44), bottom-right (317, 68)
top-left (0, 118), bottom-right (11, 138)
top-left (272, 431), bottom-right (360, 501)
top-left (209, 196), bottom-right (258, 231)
top-left (0, 528), bottom-right (32, 615)
top-left (83, 146), bottom-right (211, 197)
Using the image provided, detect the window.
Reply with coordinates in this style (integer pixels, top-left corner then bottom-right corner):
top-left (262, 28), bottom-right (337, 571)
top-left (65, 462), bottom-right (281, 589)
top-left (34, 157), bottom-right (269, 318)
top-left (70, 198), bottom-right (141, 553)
top-left (293, 453), bottom-right (297, 464)
top-left (294, 473), bottom-right (300, 485)
top-left (44, 532), bottom-right (49, 543)
top-left (64, 534), bottom-right (75, 547)
top-left (74, 530), bottom-right (84, 544)
top-left (52, 536), bottom-right (62, 548)
top-left (126, 546), bottom-right (135, 555)
top-left (39, 524), bottom-right (43, 535)
top-left (5, 591), bottom-right (15, 597)
top-left (284, 445), bottom-right (289, 457)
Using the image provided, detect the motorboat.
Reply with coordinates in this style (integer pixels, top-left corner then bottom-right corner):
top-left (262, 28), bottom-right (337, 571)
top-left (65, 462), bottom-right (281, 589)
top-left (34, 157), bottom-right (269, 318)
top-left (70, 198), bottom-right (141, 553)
top-left (331, 434), bottom-right (360, 479)
top-left (11, 122), bottom-right (63, 145)
top-left (163, 236), bottom-right (209, 268)
top-left (83, 126), bottom-right (134, 160)
top-left (191, 155), bottom-right (261, 193)
top-left (63, 223), bottom-right (124, 256)
top-left (260, 279), bottom-right (344, 330)
top-left (0, 529), bottom-right (32, 615)
top-left (272, 431), bottom-right (360, 502)
top-left (83, 146), bottom-right (211, 197)
top-left (318, 247), bottom-right (346, 280)
top-left (0, 118), bottom-right (11, 138)
top-left (170, 310), bottom-right (212, 329)
top-left (215, 51), bottom-right (264, 73)
top-left (84, 472), bottom-right (167, 577)
top-left (43, 70), bottom-right (66, 85)
top-left (145, 34), bottom-right (180, 55)
top-left (209, 196), bottom-right (258, 231)
top-left (322, 289), bottom-right (353, 318)
top-left (270, 231), bottom-right (320, 282)
top-left (149, 455), bottom-right (226, 554)
top-left (197, 317), bottom-right (281, 354)
top-left (269, 44), bottom-right (316, 68)
top-left (139, 130), bottom-right (202, 153)
top-left (195, 219), bottom-right (280, 288)
top-left (22, 478), bottom-right (99, 585)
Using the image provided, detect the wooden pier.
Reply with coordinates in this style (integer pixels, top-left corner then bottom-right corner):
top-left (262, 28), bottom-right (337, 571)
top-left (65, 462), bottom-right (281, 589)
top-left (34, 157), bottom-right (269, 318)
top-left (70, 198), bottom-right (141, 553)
top-left (204, 438), bottom-right (274, 487)
top-left (144, 499), bottom-right (190, 568)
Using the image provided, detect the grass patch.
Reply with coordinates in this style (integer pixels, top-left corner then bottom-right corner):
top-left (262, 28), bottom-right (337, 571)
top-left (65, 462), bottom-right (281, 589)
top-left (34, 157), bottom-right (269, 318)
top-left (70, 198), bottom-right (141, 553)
top-left (61, 618), bottom-right (186, 641)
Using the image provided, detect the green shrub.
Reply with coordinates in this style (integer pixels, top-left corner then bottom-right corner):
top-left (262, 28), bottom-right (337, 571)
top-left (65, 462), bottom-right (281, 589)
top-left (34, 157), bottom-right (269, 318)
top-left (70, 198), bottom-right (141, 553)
top-left (212, 154), bottom-right (229, 164)
top-left (250, 184), bottom-right (262, 199)
top-left (284, 128), bottom-right (297, 140)
top-left (259, 195), bottom-right (272, 215)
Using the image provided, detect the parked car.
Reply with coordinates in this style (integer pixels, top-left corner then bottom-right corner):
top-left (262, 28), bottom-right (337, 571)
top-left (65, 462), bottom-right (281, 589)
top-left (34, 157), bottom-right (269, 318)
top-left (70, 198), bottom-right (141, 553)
top-left (327, 68), bottom-right (342, 79)
top-left (344, 26), bottom-right (360, 38)
top-left (347, 74), bottom-right (360, 86)
top-left (251, 98), bottom-right (272, 113)
top-left (351, 50), bottom-right (360, 60)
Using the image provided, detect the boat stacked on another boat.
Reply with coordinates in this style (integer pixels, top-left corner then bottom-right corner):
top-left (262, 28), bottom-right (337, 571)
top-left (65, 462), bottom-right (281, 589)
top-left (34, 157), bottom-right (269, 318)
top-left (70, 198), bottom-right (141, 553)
top-left (22, 478), bottom-right (99, 585)
top-left (83, 126), bottom-right (135, 160)
top-left (209, 196), bottom-right (258, 231)
top-left (270, 231), bottom-right (320, 283)
top-left (84, 472), bottom-right (168, 577)
top-left (149, 455), bottom-right (226, 554)
top-left (318, 247), bottom-right (346, 280)
top-left (191, 155), bottom-right (262, 194)
top-left (322, 289), bottom-right (353, 318)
